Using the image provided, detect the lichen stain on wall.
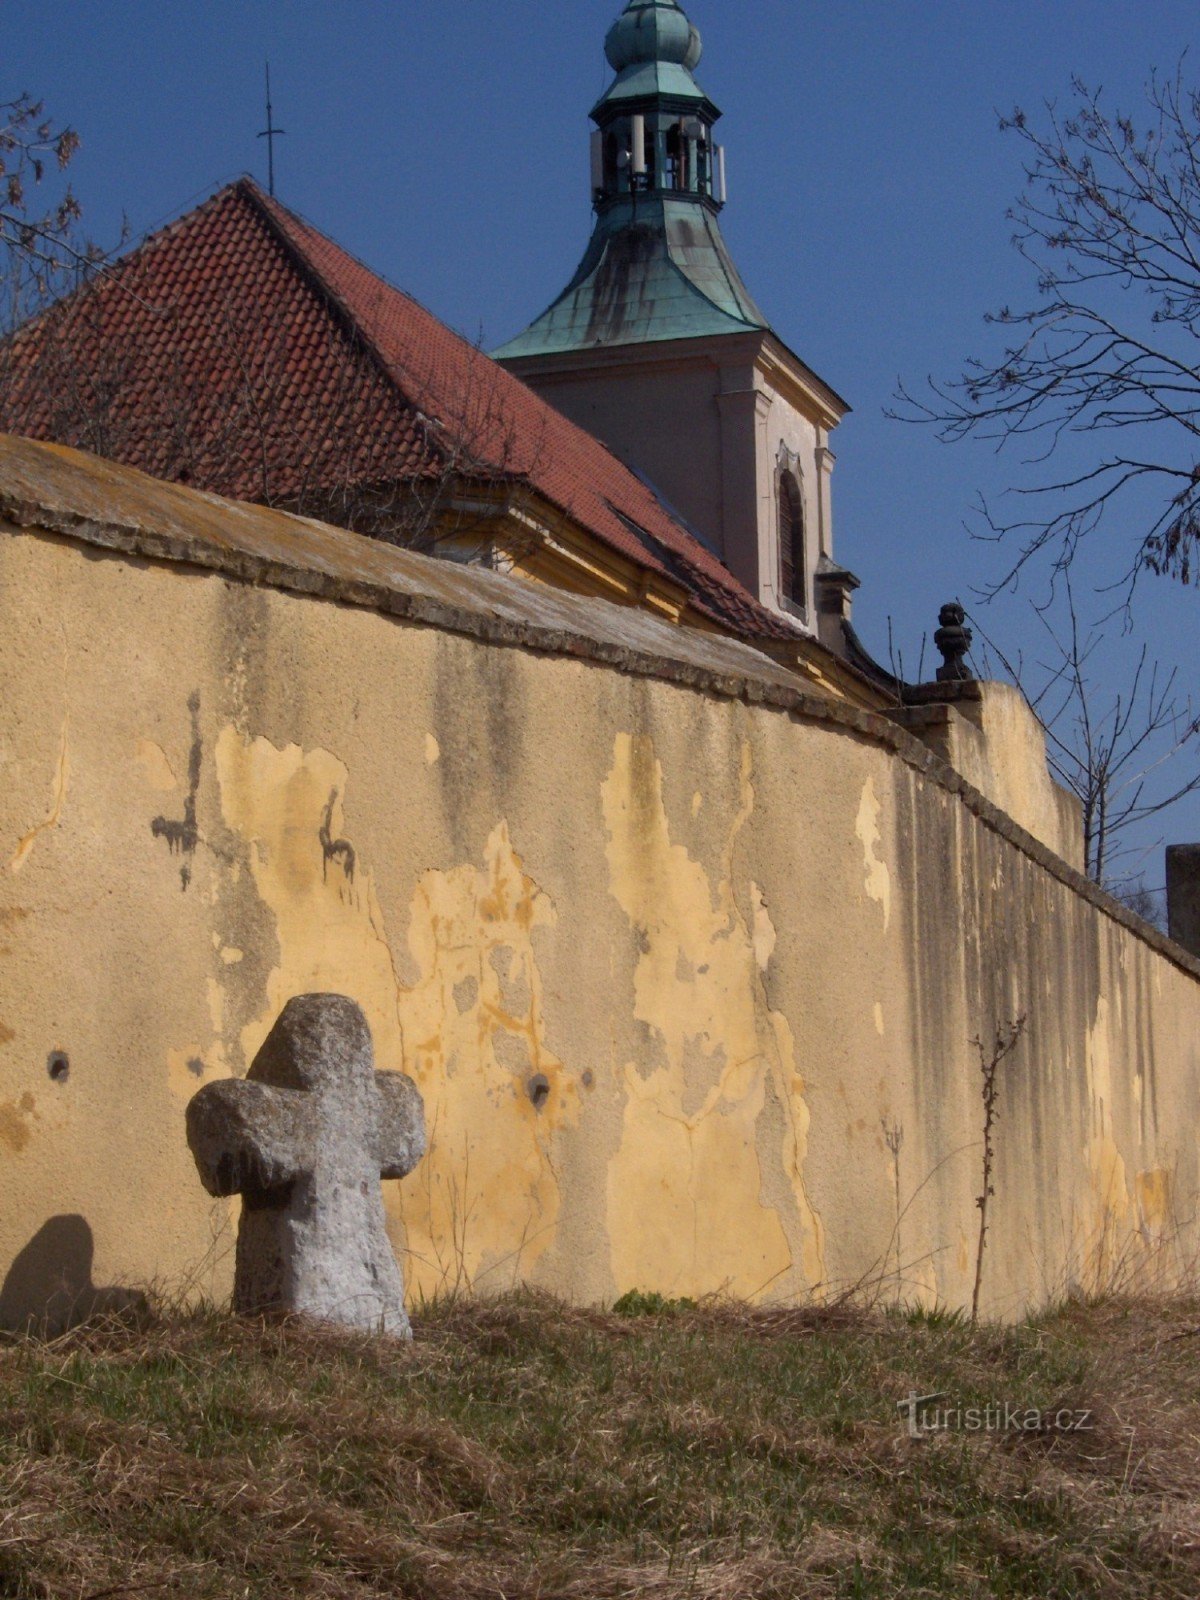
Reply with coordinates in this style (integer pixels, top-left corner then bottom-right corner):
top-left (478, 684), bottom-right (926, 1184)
top-left (396, 820), bottom-right (578, 1301)
top-left (204, 726), bottom-right (574, 1303)
top-left (8, 715), bottom-right (69, 873)
top-left (855, 777), bottom-right (891, 931)
top-left (601, 732), bottom-right (824, 1301)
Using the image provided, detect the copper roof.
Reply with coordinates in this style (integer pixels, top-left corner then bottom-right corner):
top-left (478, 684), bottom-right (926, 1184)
top-left (0, 178), bottom-right (799, 641)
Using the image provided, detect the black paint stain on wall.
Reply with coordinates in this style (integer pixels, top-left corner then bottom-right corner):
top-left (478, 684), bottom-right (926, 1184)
top-left (319, 789), bottom-right (356, 889)
top-left (151, 691), bottom-right (202, 891)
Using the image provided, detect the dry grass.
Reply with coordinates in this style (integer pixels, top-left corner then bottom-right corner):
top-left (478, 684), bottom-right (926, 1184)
top-left (0, 1291), bottom-right (1199, 1597)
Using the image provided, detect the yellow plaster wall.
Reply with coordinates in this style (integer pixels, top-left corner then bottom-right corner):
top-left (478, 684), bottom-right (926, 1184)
top-left (2, 521), bottom-right (1199, 1325)
top-left (937, 684), bottom-right (1084, 870)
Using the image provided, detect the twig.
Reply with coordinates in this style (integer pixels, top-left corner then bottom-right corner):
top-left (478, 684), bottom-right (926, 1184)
top-left (971, 1015), bottom-right (1027, 1322)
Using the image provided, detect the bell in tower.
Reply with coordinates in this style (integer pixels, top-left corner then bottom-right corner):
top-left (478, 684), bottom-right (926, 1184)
top-left (592, 1), bottom-right (720, 207)
top-left (495, 0), bottom-right (851, 634)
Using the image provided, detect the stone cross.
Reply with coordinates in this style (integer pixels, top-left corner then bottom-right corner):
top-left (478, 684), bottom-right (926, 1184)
top-left (185, 993), bottom-right (426, 1336)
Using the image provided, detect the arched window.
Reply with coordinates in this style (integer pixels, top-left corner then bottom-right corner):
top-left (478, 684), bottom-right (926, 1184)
top-left (778, 471), bottom-right (806, 608)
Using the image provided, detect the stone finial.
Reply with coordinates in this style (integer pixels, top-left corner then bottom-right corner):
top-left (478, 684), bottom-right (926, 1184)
top-left (185, 994), bottom-right (426, 1336)
top-left (934, 601), bottom-right (974, 683)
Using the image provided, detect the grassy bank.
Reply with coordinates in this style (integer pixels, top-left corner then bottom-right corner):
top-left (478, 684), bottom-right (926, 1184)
top-left (1, 1292), bottom-right (1198, 1598)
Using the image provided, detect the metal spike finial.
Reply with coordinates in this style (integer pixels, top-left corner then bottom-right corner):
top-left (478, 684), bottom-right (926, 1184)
top-left (257, 63), bottom-right (287, 198)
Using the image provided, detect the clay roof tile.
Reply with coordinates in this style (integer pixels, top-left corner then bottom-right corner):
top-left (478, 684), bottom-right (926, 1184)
top-left (0, 177), bottom-right (798, 640)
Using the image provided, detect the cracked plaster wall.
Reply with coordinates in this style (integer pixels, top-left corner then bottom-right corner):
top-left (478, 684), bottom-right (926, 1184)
top-left (2, 522), bottom-right (1199, 1322)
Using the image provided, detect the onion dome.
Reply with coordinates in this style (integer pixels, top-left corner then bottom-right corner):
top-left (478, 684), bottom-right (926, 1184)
top-left (605, 1), bottom-right (702, 75)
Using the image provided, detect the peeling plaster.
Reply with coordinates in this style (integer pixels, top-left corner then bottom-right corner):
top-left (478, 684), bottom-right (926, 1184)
top-left (1135, 1167), bottom-right (1173, 1236)
top-left (751, 883), bottom-right (775, 973)
top-left (397, 821), bottom-right (578, 1298)
top-left (854, 777), bottom-right (890, 930)
top-left (0, 1092), bottom-right (36, 1152)
top-left (135, 739), bottom-right (178, 793)
top-left (1081, 995), bottom-right (1134, 1290)
top-left (9, 716), bottom-right (69, 873)
top-left (601, 732), bottom-right (824, 1300)
top-left (214, 729), bottom-right (404, 1070)
top-left (211, 726), bottom-right (574, 1302)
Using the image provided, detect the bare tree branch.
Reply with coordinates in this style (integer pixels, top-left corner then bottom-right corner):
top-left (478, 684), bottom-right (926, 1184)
top-left (0, 93), bottom-right (99, 329)
top-left (891, 64), bottom-right (1200, 590)
top-left (964, 574), bottom-right (1200, 886)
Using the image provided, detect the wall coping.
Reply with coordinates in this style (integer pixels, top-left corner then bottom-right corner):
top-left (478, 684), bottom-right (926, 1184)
top-left (2, 433), bottom-right (1196, 983)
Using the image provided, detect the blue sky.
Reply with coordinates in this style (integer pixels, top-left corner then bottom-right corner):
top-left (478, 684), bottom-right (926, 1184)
top-left (8, 1), bottom-right (1200, 882)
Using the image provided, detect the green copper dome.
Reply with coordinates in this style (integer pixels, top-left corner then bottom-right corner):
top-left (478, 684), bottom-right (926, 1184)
top-left (605, 1), bottom-right (702, 74)
top-left (491, 195), bottom-right (767, 359)
top-left (594, 0), bottom-right (711, 116)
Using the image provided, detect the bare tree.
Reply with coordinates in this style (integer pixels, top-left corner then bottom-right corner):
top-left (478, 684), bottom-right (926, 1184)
top-left (0, 94), bottom-right (93, 329)
top-left (969, 579), bottom-right (1200, 889)
top-left (893, 65), bottom-right (1200, 593)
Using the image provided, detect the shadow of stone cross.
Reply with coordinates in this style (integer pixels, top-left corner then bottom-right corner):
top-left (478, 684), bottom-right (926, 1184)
top-left (185, 993), bottom-right (426, 1337)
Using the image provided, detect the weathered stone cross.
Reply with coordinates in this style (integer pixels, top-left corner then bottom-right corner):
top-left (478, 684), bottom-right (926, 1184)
top-left (185, 993), bottom-right (426, 1336)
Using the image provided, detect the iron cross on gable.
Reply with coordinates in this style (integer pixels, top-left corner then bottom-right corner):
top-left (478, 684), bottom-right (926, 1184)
top-left (186, 993), bottom-right (426, 1336)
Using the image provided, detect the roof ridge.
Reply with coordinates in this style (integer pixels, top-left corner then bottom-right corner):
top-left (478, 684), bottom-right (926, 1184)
top-left (238, 185), bottom-right (457, 474)
top-left (2, 177), bottom-right (254, 350)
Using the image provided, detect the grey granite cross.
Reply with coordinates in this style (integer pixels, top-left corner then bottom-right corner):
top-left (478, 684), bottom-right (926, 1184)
top-left (185, 993), bottom-right (426, 1336)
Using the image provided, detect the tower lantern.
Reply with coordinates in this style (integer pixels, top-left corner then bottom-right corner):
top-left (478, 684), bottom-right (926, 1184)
top-left (590, 0), bottom-right (721, 207)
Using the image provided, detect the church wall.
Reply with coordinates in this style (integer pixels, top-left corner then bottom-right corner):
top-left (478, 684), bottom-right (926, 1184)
top-left (892, 684), bottom-right (1085, 872)
top-left (514, 343), bottom-right (831, 625)
top-left (515, 357), bottom-right (729, 565)
top-left (2, 477), bottom-right (1198, 1327)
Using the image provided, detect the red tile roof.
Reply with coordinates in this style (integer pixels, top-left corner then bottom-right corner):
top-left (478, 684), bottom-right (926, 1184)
top-left (0, 178), bottom-right (798, 639)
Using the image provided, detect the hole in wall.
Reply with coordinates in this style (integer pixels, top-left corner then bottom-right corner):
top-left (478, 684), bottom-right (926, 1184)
top-left (527, 1074), bottom-right (551, 1112)
top-left (47, 1051), bottom-right (69, 1085)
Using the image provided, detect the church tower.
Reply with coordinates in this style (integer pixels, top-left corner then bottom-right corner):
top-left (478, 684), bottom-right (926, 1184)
top-left (495, 0), bottom-right (850, 631)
